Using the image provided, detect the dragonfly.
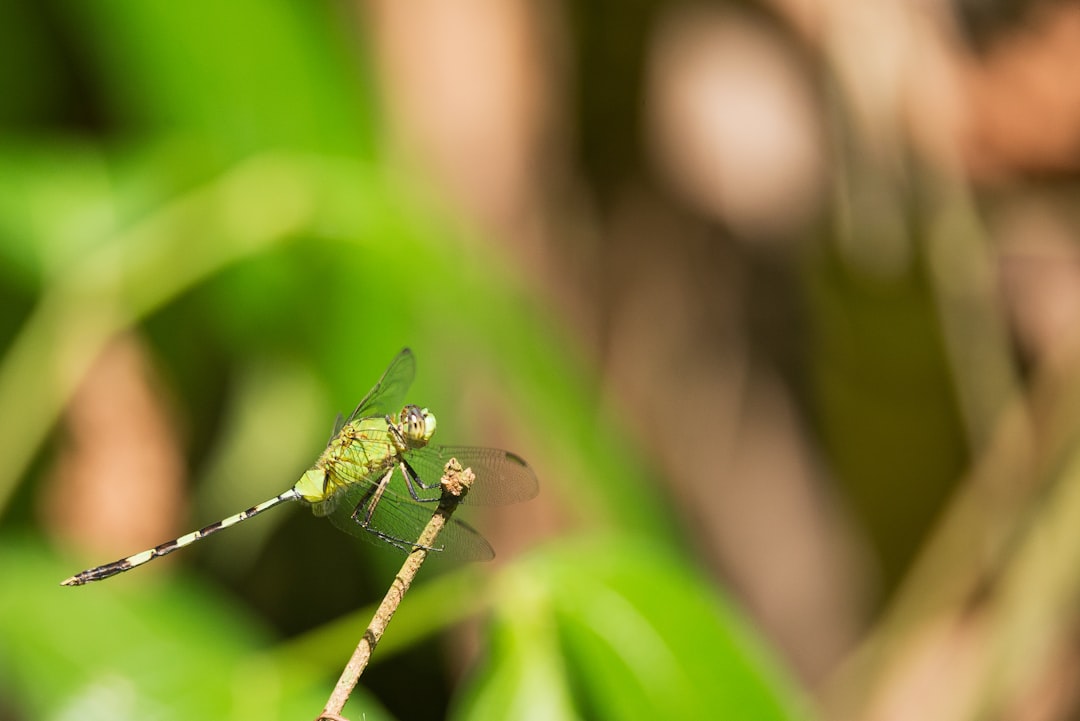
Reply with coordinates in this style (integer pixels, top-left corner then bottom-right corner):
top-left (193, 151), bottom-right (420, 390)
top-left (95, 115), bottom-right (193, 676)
top-left (62, 348), bottom-right (539, 586)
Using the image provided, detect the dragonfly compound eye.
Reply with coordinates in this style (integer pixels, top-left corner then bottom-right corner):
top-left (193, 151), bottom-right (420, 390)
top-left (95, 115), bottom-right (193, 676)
top-left (421, 408), bottom-right (436, 438)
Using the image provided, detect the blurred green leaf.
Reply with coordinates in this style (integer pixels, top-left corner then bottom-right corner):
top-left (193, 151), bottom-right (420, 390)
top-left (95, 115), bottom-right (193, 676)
top-left (453, 540), bottom-right (810, 721)
top-left (0, 139), bottom-right (115, 289)
top-left (0, 536), bottom-right (395, 721)
top-left (64, 0), bottom-right (377, 158)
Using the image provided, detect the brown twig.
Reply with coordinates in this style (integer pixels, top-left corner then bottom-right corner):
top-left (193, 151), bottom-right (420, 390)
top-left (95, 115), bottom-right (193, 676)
top-left (316, 458), bottom-right (475, 721)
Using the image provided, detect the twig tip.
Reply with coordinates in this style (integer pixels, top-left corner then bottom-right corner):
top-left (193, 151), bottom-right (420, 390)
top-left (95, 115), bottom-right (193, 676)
top-left (440, 457), bottom-right (475, 498)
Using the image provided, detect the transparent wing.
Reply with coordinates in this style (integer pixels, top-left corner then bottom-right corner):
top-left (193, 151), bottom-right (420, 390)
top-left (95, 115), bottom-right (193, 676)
top-left (321, 465), bottom-right (495, 561)
top-left (345, 348), bottom-right (416, 423)
top-left (404, 445), bottom-right (539, 506)
top-left (328, 412), bottom-right (345, 443)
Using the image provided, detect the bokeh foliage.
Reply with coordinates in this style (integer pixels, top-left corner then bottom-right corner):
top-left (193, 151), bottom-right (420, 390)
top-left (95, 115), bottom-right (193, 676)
top-left (0, 2), bottom-right (808, 720)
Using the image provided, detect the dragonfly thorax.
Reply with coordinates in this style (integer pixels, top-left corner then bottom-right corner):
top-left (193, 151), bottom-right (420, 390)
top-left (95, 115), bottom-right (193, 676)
top-left (291, 405), bottom-right (436, 505)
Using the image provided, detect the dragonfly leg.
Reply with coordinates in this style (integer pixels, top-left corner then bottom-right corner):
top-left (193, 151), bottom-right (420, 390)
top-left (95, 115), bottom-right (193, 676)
top-left (385, 414), bottom-right (409, 451)
top-left (349, 467), bottom-right (444, 552)
top-left (352, 467), bottom-right (393, 527)
top-left (400, 458), bottom-right (441, 502)
top-left (359, 525), bottom-right (443, 554)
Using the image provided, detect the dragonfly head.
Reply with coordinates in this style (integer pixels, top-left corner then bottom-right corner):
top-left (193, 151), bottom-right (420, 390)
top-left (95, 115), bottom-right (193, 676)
top-left (400, 404), bottom-right (437, 447)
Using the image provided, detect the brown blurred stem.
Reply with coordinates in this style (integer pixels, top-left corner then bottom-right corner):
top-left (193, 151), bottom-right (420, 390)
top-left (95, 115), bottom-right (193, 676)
top-left (316, 458), bottom-right (475, 721)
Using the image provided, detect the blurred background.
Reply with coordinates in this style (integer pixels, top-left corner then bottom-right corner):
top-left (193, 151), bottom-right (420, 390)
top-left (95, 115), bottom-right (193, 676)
top-left (3, 0), bottom-right (1080, 719)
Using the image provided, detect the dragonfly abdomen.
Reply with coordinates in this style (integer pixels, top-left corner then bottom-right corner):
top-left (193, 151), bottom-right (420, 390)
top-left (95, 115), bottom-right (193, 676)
top-left (61, 489), bottom-right (301, 586)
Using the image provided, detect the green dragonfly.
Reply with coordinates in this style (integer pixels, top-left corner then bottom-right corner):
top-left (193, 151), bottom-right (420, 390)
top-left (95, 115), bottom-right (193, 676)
top-left (62, 348), bottom-right (538, 586)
